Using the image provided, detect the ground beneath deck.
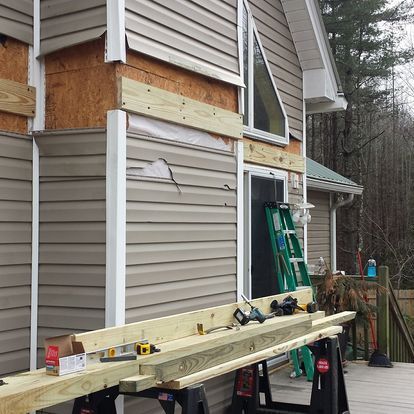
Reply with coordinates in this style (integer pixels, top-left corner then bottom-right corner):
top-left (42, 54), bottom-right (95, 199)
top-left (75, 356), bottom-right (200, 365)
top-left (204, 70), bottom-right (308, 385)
top-left (270, 361), bottom-right (414, 413)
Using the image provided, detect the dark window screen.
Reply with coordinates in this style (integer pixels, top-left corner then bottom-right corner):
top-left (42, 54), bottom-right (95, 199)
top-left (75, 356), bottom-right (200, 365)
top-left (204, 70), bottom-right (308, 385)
top-left (251, 176), bottom-right (284, 299)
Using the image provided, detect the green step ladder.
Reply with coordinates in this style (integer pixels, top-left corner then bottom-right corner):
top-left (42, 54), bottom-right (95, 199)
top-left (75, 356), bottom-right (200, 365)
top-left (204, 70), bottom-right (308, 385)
top-left (265, 202), bottom-right (314, 381)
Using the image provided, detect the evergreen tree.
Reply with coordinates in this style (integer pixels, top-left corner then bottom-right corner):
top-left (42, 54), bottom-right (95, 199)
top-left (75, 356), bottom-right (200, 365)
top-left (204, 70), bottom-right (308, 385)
top-left (308, 0), bottom-right (413, 274)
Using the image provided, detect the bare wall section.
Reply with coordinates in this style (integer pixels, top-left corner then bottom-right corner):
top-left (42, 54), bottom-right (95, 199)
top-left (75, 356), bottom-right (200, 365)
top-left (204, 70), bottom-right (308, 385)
top-left (0, 132), bottom-right (32, 376)
top-left (36, 129), bottom-right (107, 364)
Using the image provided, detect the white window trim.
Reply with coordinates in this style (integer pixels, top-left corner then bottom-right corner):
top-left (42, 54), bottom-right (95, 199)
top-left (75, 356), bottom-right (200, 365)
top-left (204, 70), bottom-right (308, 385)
top-left (243, 164), bottom-right (288, 298)
top-left (241, 0), bottom-right (290, 146)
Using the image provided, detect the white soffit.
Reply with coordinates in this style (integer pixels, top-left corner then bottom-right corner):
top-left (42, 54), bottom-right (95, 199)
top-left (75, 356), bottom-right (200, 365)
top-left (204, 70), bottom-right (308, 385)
top-left (281, 0), bottom-right (347, 113)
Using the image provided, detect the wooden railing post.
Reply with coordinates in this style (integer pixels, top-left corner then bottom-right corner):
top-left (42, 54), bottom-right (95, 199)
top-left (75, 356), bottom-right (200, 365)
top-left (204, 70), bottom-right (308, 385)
top-left (377, 266), bottom-right (390, 355)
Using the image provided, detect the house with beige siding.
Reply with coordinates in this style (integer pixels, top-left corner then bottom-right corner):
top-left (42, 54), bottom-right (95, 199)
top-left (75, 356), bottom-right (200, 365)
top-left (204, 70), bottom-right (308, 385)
top-left (0, 0), bottom-right (346, 412)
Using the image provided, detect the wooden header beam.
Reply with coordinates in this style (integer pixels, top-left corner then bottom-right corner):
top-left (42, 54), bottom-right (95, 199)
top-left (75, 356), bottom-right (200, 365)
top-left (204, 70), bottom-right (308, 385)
top-left (118, 76), bottom-right (243, 139)
top-left (0, 78), bottom-right (36, 117)
top-left (74, 289), bottom-right (314, 353)
top-left (244, 137), bottom-right (305, 173)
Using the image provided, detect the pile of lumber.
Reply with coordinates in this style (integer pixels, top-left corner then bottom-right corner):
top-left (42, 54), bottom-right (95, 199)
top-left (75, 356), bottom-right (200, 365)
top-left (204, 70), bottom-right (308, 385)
top-left (0, 288), bottom-right (355, 414)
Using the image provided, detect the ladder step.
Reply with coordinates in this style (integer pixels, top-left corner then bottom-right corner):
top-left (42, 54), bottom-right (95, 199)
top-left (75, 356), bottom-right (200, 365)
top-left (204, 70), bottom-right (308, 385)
top-left (283, 230), bottom-right (296, 235)
top-left (289, 257), bottom-right (304, 263)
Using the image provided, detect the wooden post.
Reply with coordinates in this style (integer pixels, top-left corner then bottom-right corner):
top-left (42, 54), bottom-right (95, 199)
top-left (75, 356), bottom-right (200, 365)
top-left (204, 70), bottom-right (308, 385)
top-left (377, 266), bottom-right (390, 355)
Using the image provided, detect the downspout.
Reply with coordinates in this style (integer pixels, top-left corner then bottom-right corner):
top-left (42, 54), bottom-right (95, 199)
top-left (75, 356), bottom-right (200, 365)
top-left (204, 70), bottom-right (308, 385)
top-left (330, 193), bottom-right (354, 271)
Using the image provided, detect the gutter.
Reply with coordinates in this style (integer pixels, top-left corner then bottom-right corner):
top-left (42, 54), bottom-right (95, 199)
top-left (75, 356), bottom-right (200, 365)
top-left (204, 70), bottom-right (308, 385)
top-left (330, 193), bottom-right (354, 271)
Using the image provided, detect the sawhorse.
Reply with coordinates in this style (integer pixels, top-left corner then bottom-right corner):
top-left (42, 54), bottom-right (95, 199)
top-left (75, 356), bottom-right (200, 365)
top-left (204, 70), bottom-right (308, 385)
top-left (230, 336), bottom-right (350, 414)
top-left (72, 383), bottom-right (209, 414)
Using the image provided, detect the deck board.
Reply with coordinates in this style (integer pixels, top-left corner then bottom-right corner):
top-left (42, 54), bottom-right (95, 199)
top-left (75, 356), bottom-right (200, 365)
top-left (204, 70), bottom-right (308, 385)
top-left (270, 361), bottom-right (414, 413)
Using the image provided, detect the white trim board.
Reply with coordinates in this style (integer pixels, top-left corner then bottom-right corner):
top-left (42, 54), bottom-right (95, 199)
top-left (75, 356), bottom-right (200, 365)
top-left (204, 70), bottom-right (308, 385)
top-left (106, 0), bottom-right (126, 62)
top-left (30, 138), bottom-right (39, 371)
top-left (106, 110), bottom-right (127, 327)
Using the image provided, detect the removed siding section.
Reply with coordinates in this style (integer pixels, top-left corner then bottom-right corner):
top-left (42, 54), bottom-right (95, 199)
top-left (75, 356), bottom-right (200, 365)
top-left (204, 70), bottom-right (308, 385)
top-left (36, 129), bottom-right (106, 365)
top-left (125, 134), bottom-right (237, 323)
top-left (0, 0), bottom-right (33, 44)
top-left (0, 132), bottom-right (32, 375)
top-left (40, 0), bottom-right (106, 55)
top-left (125, 0), bottom-right (241, 85)
top-left (250, 0), bottom-right (304, 138)
top-left (307, 190), bottom-right (331, 267)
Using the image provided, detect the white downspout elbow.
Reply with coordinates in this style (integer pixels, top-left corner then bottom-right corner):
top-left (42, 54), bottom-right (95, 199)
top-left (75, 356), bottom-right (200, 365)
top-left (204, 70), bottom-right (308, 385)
top-left (330, 193), bottom-right (354, 271)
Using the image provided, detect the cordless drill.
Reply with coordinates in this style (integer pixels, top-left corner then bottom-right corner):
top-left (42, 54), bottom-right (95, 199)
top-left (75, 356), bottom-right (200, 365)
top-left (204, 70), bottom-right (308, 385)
top-left (233, 294), bottom-right (266, 325)
top-left (270, 295), bottom-right (318, 316)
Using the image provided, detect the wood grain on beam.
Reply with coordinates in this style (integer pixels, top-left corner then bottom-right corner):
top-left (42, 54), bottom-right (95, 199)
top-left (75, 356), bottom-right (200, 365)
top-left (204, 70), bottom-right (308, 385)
top-left (118, 77), bottom-right (243, 139)
top-left (135, 325), bottom-right (343, 390)
top-left (244, 137), bottom-right (305, 173)
top-left (74, 288), bottom-right (314, 353)
top-left (0, 78), bottom-right (35, 117)
top-left (139, 315), bottom-right (314, 382)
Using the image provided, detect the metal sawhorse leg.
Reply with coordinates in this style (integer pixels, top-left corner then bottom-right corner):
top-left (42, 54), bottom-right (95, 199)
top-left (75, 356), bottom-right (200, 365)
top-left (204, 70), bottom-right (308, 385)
top-left (230, 336), bottom-right (350, 414)
top-left (73, 383), bottom-right (210, 414)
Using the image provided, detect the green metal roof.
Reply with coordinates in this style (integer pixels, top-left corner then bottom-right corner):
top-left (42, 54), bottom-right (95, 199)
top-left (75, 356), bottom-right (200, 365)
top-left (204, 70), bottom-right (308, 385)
top-left (306, 158), bottom-right (363, 194)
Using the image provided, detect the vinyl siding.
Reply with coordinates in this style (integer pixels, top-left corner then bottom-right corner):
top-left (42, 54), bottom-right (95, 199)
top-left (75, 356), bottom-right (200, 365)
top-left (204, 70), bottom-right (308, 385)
top-left (36, 129), bottom-right (106, 366)
top-left (125, 133), bottom-right (237, 323)
top-left (307, 190), bottom-right (331, 267)
top-left (0, 0), bottom-right (33, 44)
top-left (124, 133), bottom-right (237, 414)
top-left (250, 0), bottom-right (304, 138)
top-left (0, 132), bottom-right (32, 376)
top-left (125, 0), bottom-right (241, 85)
top-left (40, 0), bottom-right (106, 55)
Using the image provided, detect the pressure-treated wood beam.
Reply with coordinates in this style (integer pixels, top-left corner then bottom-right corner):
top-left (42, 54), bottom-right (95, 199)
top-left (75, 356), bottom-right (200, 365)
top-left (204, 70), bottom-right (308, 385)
top-left (244, 137), bottom-right (305, 173)
top-left (118, 76), bottom-right (243, 139)
top-left (74, 288), bottom-right (314, 353)
top-left (120, 325), bottom-right (343, 392)
top-left (139, 314), bottom-right (315, 382)
top-left (0, 78), bottom-right (36, 117)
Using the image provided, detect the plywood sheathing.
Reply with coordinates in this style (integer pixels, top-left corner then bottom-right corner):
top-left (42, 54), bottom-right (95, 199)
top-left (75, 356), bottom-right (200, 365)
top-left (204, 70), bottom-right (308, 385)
top-left (0, 37), bottom-right (28, 134)
top-left (45, 38), bottom-right (117, 129)
top-left (118, 50), bottom-right (238, 113)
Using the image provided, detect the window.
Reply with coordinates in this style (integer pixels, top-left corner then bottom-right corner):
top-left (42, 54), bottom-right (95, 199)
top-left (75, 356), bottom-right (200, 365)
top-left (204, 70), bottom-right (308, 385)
top-left (242, 2), bottom-right (288, 145)
top-left (244, 166), bottom-right (287, 299)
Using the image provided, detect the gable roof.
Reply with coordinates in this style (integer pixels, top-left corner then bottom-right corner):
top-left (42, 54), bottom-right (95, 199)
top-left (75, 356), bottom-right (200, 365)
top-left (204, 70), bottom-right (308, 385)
top-left (307, 158), bottom-right (363, 194)
top-left (280, 0), bottom-right (347, 114)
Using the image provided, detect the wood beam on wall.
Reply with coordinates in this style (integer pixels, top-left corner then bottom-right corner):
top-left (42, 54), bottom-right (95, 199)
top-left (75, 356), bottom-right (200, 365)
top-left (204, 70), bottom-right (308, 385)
top-left (118, 76), bottom-right (243, 139)
top-left (244, 137), bottom-right (305, 173)
top-left (0, 78), bottom-right (36, 117)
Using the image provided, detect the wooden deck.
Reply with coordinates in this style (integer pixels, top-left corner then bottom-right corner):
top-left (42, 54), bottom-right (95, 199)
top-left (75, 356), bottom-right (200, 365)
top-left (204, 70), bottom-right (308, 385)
top-left (270, 361), bottom-right (414, 413)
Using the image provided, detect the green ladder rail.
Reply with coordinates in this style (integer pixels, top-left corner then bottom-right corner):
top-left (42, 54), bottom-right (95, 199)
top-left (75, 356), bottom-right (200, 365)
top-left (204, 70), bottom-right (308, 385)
top-left (265, 202), bottom-right (314, 381)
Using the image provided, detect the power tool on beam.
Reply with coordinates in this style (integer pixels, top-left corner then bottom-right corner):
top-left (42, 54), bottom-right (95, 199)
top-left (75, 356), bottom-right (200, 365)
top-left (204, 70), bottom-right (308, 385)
top-left (270, 295), bottom-right (318, 316)
top-left (233, 294), bottom-right (267, 325)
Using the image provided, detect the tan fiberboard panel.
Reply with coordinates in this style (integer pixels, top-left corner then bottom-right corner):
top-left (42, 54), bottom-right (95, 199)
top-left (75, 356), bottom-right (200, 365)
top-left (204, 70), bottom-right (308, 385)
top-left (119, 76), bottom-right (243, 139)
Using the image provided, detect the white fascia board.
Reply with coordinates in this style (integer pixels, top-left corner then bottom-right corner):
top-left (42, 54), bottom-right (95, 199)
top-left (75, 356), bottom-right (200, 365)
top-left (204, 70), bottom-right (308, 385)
top-left (306, 96), bottom-right (348, 114)
top-left (307, 177), bottom-right (363, 195)
top-left (106, 0), bottom-right (126, 62)
top-left (106, 110), bottom-right (127, 327)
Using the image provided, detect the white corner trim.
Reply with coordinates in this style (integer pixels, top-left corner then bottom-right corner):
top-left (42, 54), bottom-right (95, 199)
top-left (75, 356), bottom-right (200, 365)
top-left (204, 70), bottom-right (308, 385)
top-left (106, 0), bottom-right (126, 62)
top-left (106, 110), bottom-right (127, 327)
top-left (29, 0), bottom-right (45, 132)
top-left (236, 140), bottom-right (244, 300)
top-left (30, 138), bottom-right (39, 371)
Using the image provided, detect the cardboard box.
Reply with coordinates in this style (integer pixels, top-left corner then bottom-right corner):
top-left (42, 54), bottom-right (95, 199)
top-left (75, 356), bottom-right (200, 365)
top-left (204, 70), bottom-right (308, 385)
top-left (44, 335), bottom-right (86, 376)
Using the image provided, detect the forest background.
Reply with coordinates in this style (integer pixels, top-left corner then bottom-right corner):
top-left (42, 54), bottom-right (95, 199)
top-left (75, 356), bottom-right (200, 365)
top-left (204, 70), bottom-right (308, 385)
top-left (309, 0), bottom-right (414, 287)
